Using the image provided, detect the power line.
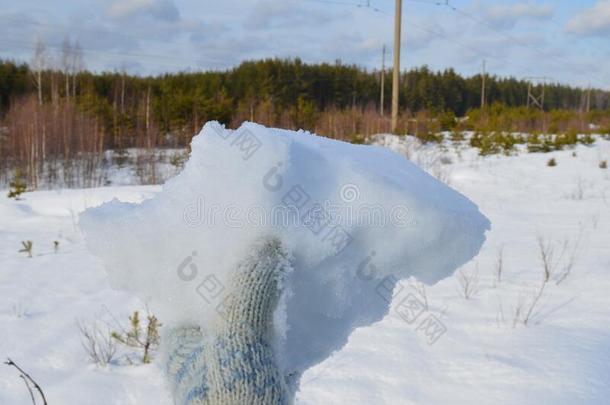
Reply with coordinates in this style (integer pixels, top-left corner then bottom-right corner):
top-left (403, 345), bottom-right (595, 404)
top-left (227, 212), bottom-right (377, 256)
top-left (375, 0), bottom-right (608, 89)
top-left (347, 1), bottom-right (545, 78)
top-left (438, 1), bottom-right (610, 89)
top-left (299, 0), bottom-right (365, 5)
top-left (2, 0), bottom-right (608, 90)
top-left (297, 0), bottom-right (386, 13)
top-left (0, 1), bottom-right (391, 74)
top-left (0, 36), bottom-right (235, 71)
top-left (0, 1), bottom-right (541, 77)
top-left (0, 15), bottom-right (180, 48)
top-left (400, 17), bottom-right (542, 78)
top-left (444, 3), bottom-right (558, 60)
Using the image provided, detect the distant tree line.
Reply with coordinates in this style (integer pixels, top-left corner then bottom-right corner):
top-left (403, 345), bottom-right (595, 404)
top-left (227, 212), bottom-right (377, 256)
top-left (2, 57), bottom-right (609, 135)
top-left (1, 55), bottom-right (609, 188)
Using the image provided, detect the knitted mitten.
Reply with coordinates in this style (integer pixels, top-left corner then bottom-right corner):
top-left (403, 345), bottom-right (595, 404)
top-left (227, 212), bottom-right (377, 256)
top-left (166, 238), bottom-right (292, 405)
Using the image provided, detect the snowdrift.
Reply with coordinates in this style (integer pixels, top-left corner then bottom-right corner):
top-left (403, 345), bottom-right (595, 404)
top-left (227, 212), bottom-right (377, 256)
top-left (80, 121), bottom-right (489, 380)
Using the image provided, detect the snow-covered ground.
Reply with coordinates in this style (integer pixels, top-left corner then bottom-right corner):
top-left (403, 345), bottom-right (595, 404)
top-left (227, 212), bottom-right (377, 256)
top-left (0, 148), bottom-right (187, 190)
top-left (1, 137), bottom-right (609, 404)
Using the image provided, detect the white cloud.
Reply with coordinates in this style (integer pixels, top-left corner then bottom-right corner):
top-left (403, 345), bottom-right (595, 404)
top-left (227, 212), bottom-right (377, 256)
top-left (106, 0), bottom-right (180, 21)
top-left (245, 0), bottom-right (332, 30)
top-left (566, 0), bottom-right (610, 36)
top-left (1, 0), bottom-right (606, 86)
top-left (482, 2), bottom-right (554, 28)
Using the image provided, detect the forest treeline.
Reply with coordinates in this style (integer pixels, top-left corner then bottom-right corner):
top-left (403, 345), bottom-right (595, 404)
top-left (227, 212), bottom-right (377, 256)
top-left (2, 57), bottom-right (610, 136)
top-left (1, 57), bottom-right (610, 188)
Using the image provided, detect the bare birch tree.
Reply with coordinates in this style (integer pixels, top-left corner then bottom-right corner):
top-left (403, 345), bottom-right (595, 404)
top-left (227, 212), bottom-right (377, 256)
top-left (31, 38), bottom-right (46, 106)
top-left (71, 41), bottom-right (84, 99)
top-left (61, 37), bottom-right (72, 100)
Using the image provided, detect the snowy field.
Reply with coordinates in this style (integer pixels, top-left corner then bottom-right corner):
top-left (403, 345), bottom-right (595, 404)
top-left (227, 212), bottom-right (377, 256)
top-left (1, 136), bottom-right (609, 404)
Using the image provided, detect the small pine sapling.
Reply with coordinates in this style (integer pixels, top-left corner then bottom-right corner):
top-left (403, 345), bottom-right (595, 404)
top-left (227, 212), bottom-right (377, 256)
top-left (112, 311), bottom-right (161, 364)
top-left (579, 133), bottom-right (595, 145)
top-left (600, 160), bottom-right (608, 169)
top-left (7, 171), bottom-right (27, 200)
top-left (169, 151), bottom-right (189, 169)
top-left (19, 241), bottom-right (33, 258)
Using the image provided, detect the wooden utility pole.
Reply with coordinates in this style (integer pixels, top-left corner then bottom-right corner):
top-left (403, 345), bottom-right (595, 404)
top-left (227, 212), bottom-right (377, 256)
top-left (391, 0), bottom-right (402, 133)
top-left (62, 38), bottom-right (71, 101)
top-left (121, 73), bottom-right (125, 113)
top-left (380, 44), bottom-right (385, 117)
top-left (145, 85), bottom-right (151, 134)
top-left (481, 59), bottom-right (486, 108)
top-left (525, 77), bottom-right (549, 110)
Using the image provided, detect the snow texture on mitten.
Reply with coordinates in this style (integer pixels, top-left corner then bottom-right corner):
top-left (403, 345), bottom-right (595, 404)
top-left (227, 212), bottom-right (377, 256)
top-left (166, 237), bottom-right (292, 405)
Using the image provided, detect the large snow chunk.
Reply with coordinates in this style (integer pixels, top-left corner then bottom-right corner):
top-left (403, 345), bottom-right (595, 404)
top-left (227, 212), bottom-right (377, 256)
top-left (80, 121), bottom-right (489, 378)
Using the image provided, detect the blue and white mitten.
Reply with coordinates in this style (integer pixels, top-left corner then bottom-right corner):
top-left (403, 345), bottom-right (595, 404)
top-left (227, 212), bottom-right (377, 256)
top-left (166, 238), bottom-right (292, 405)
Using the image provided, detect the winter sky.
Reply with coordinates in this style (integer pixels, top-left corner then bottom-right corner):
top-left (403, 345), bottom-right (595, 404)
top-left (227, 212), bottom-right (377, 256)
top-left (0, 0), bottom-right (609, 88)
